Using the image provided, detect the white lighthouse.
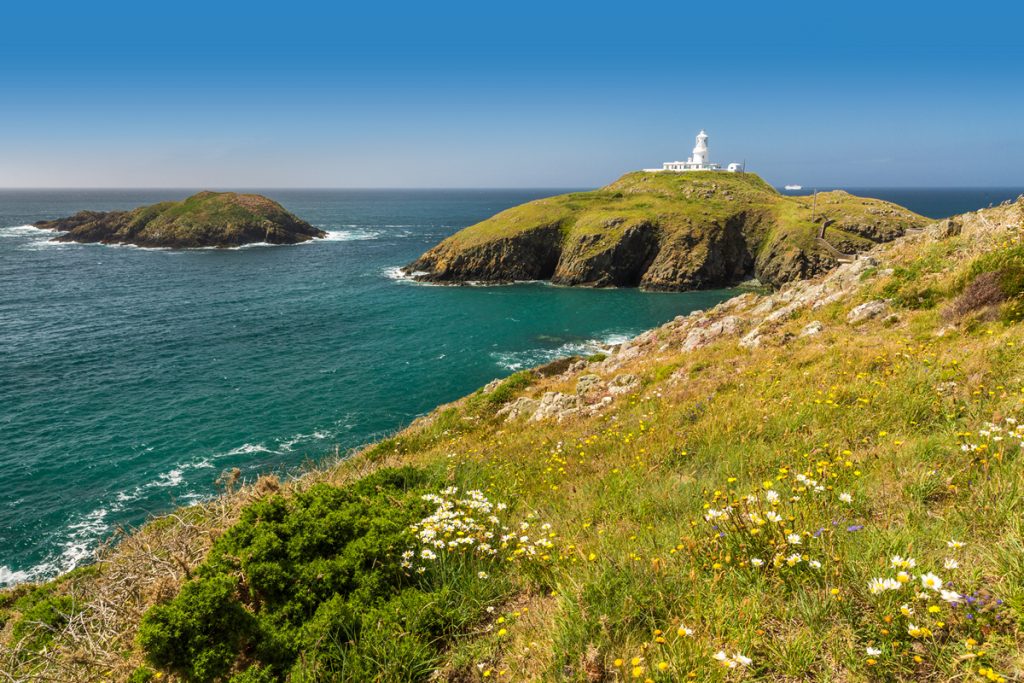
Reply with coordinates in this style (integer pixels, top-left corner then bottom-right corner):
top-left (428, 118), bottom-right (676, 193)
top-left (690, 129), bottom-right (709, 166)
top-left (644, 129), bottom-right (743, 173)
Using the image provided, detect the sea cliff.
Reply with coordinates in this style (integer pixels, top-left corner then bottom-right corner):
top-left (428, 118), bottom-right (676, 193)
top-left (405, 172), bottom-right (927, 290)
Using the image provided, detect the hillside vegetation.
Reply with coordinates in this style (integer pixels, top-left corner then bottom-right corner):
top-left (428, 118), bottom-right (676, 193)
top-left (4, 199), bottom-right (1024, 682)
top-left (33, 192), bottom-right (325, 248)
top-left (404, 172), bottom-right (927, 290)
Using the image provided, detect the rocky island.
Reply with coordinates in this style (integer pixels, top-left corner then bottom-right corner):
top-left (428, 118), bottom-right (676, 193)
top-left (33, 191), bottom-right (325, 248)
top-left (404, 171), bottom-right (927, 290)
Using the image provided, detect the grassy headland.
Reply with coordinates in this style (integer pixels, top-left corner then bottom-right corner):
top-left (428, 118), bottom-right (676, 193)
top-left (4, 200), bottom-right (1024, 682)
top-left (405, 172), bottom-right (927, 290)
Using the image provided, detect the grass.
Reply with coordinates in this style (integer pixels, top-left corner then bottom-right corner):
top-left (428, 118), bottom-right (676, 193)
top-left (3, 202), bottom-right (1024, 681)
top-left (429, 172), bottom-right (927, 288)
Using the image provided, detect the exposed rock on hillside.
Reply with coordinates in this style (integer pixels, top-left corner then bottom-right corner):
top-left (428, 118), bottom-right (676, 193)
top-left (404, 172), bottom-right (927, 291)
top-left (33, 191), bottom-right (325, 248)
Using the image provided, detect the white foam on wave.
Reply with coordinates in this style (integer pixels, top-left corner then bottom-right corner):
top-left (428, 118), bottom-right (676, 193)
top-left (223, 442), bottom-right (273, 457)
top-left (0, 565), bottom-right (33, 586)
top-left (1, 224), bottom-right (70, 251)
top-left (322, 229), bottom-right (382, 242)
top-left (2, 507), bottom-right (116, 587)
top-left (0, 224), bottom-right (45, 236)
top-left (491, 331), bottom-right (635, 371)
top-left (153, 468), bottom-right (184, 488)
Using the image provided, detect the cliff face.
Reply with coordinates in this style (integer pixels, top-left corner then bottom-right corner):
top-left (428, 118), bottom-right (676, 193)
top-left (33, 191), bottom-right (325, 248)
top-left (405, 172), bottom-right (927, 290)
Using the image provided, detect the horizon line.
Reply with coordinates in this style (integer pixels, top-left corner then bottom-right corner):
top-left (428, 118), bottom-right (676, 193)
top-left (1, 185), bottom-right (1023, 191)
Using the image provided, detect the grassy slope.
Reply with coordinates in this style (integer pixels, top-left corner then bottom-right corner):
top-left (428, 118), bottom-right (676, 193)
top-left (3, 202), bottom-right (1024, 682)
top-left (436, 172), bottom-right (922, 265)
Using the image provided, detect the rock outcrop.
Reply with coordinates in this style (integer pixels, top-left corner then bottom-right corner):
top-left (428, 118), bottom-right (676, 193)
top-left (33, 192), bottom-right (325, 248)
top-left (405, 172), bottom-right (927, 292)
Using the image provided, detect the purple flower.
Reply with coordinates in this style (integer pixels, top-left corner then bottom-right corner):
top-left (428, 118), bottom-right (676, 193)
top-left (846, 525), bottom-right (864, 532)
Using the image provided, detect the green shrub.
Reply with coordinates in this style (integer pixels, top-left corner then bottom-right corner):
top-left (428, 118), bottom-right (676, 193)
top-left (10, 592), bottom-right (77, 653)
top-left (137, 575), bottom-right (256, 681)
top-left (227, 665), bottom-right (277, 683)
top-left (139, 466), bottom-right (510, 682)
top-left (127, 666), bottom-right (156, 683)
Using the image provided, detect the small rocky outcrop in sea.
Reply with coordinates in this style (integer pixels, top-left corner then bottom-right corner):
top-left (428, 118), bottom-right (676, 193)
top-left (33, 191), bottom-right (325, 248)
top-left (403, 172), bottom-right (927, 291)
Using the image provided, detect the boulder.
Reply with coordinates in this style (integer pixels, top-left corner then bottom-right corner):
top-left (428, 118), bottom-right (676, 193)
top-left (531, 392), bottom-right (581, 422)
top-left (847, 300), bottom-right (890, 324)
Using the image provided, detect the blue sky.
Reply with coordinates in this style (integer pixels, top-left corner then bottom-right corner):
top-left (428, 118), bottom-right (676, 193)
top-left (1, 1), bottom-right (1022, 188)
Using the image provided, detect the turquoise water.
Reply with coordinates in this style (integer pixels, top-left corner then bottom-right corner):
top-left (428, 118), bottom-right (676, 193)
top-left (0, 189), bottom-right (740, 585)
top-left (1, 186), bottom-right (1020, 586)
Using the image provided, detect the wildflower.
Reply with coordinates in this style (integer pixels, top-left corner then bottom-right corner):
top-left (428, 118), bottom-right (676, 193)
top-left (657, 662), bottom-right (669, 672)
top-left (896, 571), bottom-right (911, 584)
top-left (420, 548), bottom-right (437, 560)
top-left (705, 508), bottom-right (728, 522)
top-left (809, 559), bottom-right (822, 569)
top-left (866, 646), bottom-right (882, 656)
top-left (869, 577), bottom-right (901, 594)
top-left (750, 558), bottom-right (764, 567)
top-left (764, 489), bottom-right (780, 503)
top-left (714, 651), bottom-right (750, 668)
top-left (940, 589), bottom-right (962, 604)
top-left (766, 511), bottom-right (783, 523)
top-left (839, 492), bottom-right (853, 503)
top-left (920, 573), bottom-right (943, 591)
top-left (944, 558), bottom-right (959, 570)
top-left (786, 553), bottom-right (802, 566)
top-left (947, 539), bottom-right (964, 549)
top-left (478, 571), bottom-right (489, 579)
top-left (907, 623), bottom-right (932, 638)
top-left (677, 626), bottom-right (693, 637)
top-left (786, 533), bottom-right (802, 545)
top-left (891, 555), bottom-right (917, 570)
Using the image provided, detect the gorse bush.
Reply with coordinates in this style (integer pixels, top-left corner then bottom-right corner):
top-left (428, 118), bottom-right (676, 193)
top-left (138, 466), bottom-right (519, 682)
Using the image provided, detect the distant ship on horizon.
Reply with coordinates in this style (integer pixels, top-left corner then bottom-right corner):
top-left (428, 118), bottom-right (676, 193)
top-left (784, 184), bottom-right (802, 190)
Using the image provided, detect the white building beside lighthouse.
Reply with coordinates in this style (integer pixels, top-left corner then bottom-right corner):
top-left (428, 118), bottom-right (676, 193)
top-left (645, 129), bottom-right (743, 173)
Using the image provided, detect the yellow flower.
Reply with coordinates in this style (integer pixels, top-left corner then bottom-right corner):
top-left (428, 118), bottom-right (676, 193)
top-left (614, 659), bottom-right (624, 667)
top-left (657, 662), bottom-right (669, 671)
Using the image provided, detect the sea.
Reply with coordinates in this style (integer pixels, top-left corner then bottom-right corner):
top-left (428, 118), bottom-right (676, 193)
top-left (1, 186), bottom-right (1020, 586)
